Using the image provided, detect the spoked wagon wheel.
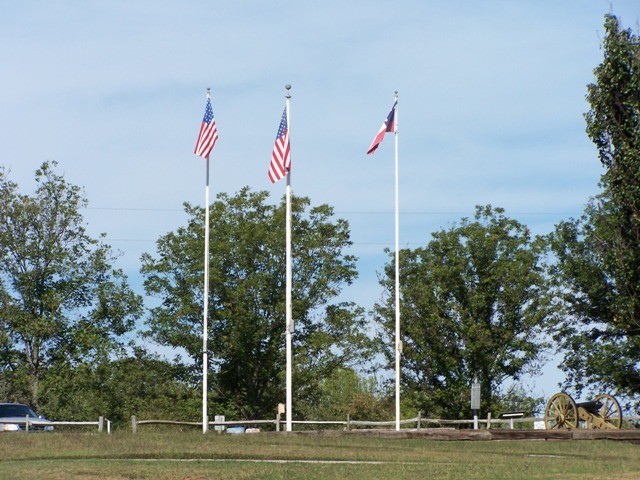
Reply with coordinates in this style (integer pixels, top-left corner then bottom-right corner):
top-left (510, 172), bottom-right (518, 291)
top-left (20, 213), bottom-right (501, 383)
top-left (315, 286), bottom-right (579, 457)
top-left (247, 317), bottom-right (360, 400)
top-left (595, 394), bottom-right (622, 429)
top-left (545, 392), bottom-right (578, 429)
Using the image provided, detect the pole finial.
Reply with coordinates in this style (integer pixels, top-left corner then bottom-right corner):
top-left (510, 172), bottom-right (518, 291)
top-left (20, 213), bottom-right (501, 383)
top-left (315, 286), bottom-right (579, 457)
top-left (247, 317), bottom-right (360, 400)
top-left (206, 87), bottom-right (211, 98)
top-left (285, 84), bottom-right (291, 99)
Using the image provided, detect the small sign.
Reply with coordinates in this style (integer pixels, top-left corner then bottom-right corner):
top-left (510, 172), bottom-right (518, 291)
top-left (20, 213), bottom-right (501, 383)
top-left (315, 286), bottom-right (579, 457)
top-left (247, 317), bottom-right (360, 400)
top-left (471, 380), bottom-right (481, 410)
top-left (277, 403), bottom-right (286, 414)
top-left (214, 415), bottom-right (225, 431)
top-left (534, 421), bottom-right (546, 430)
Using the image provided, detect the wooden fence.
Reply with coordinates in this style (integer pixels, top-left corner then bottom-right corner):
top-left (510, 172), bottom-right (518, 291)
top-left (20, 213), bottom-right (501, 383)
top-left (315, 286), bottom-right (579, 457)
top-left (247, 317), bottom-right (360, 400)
top-left (9, 413), bottom-right (638, 434)
top-left (130, 413), bottom-right (640, 433)
top-left (52, 417), bottom-right (112, 433)
top-left (129, 413), bottom-right (548, 433)
top-left (1, 416), bottom-right (111, 433)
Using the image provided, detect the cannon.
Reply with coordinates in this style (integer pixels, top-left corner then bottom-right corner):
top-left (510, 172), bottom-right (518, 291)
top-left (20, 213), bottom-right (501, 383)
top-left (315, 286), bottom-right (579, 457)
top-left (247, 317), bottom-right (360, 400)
top-left (544, 392), bottom-right (622, 430)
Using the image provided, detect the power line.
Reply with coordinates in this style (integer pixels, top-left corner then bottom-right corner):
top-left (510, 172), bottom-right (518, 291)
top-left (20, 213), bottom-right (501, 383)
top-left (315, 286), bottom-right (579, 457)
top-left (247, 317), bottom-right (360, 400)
top-left (104, 238), bottom-right (428, 247)
top-left (87, 206), bottom-right (579, 246)
top-left (83, 206), bottom-right (580, 216)
top-left (83, 207), bottom-right (183, 212)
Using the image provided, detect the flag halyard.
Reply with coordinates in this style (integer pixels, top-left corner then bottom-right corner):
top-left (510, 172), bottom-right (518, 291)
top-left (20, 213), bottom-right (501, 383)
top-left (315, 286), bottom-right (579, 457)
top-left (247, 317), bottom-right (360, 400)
top-left (367, 101), bottom-right (397, 155)
top-left (194, 97), bottom-right (219, 159)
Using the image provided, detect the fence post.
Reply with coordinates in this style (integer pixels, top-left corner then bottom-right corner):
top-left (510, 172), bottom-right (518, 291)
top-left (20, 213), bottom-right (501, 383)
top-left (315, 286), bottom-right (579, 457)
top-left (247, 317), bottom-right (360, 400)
top-left (131, 415), bottom-right (137, 434)
top-left (486, 412), bottom-right (491, 429)
top-left (346, 413), bottom-right (351, 431)
top-left (99, 416), bottom-right (104, 433)
top-left (276, 412), bottom-right (281, 432)
top-left (417, 411), bottom-right (422, 430)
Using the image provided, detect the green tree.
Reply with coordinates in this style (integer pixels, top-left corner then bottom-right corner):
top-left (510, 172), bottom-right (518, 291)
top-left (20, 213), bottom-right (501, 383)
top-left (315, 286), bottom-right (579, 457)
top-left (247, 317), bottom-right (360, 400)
top-left (493, 384), bottom-right (545, 419)
top-left (41, 348), bottom-right (200, 426)
top-left (376, 206), bottom-right (551, 419)
top-left (141, 187), bottom-right (375, 419)
top-left (549, 14), bottom-right (640, 402)
top-left (296, 367), bottom-right (392, 422)
top-left (0, 162), bottom-right (143, 408)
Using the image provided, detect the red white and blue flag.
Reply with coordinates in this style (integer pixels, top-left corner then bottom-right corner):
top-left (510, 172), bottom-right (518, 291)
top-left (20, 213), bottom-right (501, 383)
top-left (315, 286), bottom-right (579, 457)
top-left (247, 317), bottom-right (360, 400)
top-left (367, 101), bottom-right (397, 154)
top-left (194, 97), bottom-right (219, 159)
top-left (268, 108), bottom-right (291, 183)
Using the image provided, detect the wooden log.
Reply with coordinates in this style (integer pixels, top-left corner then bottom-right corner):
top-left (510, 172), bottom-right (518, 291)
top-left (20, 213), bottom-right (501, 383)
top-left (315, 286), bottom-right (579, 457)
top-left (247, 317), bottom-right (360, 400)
top-left (490, 429), bottom-right (571, 441)
top-left (571, 429), bottom-right (640, 441)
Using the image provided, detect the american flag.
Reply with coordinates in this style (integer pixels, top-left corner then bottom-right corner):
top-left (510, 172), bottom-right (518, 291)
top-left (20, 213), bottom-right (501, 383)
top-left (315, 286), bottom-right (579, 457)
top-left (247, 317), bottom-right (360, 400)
top-left (268, 108), bottom-right (291, 183)
top-left (367, 101), bottom-right (397, 155)
top-left (194, 97), bottom-right (218, 159)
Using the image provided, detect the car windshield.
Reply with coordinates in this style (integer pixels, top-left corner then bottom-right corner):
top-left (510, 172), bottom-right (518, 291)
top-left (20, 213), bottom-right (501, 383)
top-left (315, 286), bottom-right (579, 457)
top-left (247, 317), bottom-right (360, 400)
top-left (0, 404), bottom-right (39, 418)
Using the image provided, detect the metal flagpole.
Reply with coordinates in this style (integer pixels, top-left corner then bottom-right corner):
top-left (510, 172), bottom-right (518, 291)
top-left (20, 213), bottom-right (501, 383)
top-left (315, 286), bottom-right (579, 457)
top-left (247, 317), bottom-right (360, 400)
top-left (202, 90), bottom-right (211, 434)
top-left (284, 84), bottom-right (293, 432)
top-left (393, 91), bottom-right (401, 432)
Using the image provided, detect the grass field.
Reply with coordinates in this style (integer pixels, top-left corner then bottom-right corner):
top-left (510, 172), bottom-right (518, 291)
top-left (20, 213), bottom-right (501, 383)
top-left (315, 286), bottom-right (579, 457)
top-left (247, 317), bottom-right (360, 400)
top-left (1, 430), bottom-right (640, 479)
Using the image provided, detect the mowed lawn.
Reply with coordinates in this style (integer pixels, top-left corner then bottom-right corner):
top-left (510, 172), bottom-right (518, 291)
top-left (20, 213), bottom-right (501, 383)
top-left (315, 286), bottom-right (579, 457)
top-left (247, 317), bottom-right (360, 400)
top-left (1, 430), bottom-right (640, 480)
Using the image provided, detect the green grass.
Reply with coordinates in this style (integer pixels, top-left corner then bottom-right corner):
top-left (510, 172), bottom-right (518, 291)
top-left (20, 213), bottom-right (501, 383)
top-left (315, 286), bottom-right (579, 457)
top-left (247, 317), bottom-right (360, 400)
top-left (1, 431), bottom-right (639, 479)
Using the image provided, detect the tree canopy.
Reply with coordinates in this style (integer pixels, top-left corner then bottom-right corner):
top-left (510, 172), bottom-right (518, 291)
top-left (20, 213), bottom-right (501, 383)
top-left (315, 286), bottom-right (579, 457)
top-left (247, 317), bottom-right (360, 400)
top-left (549, 14), bottom-right (640, 404)
top-left (0, 161), bottom-right (143, 409)
top-left (376, 206), bottom-right (551, 418)
top-left (141, 187), bottom-right (376, 419)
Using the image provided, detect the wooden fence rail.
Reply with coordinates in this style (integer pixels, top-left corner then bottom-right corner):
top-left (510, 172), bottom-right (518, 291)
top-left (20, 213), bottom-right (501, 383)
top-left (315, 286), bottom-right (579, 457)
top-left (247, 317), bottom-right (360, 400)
top-left (51, 417), bottom-right (111, 433)
top-left (129, 414), bottom-right (544, 433)
top-left (130, 414), bottom-right (640, 433)
top-left (1, 417), bottom-right (110, 433)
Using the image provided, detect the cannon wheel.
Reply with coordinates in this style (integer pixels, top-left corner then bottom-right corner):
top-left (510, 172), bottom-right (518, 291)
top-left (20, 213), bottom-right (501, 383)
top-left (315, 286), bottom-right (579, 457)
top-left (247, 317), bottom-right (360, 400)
top-left (545, 392), bottom-right (578, 429)
top-left (595, 394), bottom-right (622, 429)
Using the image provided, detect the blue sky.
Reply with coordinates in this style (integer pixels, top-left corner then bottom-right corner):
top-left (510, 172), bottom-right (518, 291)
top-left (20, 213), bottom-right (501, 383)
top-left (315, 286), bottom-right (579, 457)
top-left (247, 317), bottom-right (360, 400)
top-left (2, 0), bottom-right (640, 400)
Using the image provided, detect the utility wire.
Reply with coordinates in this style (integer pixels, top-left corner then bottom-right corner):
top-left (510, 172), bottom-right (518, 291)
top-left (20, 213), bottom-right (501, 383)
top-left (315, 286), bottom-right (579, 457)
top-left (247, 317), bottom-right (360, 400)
top-left (83, 206), bottom-right (579, 216)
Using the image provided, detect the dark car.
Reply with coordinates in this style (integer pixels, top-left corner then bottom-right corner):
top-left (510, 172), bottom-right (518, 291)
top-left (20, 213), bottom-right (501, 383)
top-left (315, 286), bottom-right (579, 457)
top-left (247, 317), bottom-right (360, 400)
top-left (0, 403), bottom-right (54, 431)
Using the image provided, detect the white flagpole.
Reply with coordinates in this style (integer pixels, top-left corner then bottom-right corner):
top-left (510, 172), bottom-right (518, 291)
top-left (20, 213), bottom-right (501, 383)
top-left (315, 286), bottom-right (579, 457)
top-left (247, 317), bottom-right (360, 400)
top-left (202, 89), bottom-right (211, 434)
top-left (284, 84), bottom-right (293, 432)
top-left (393, 91), bottom-right (401, 432)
